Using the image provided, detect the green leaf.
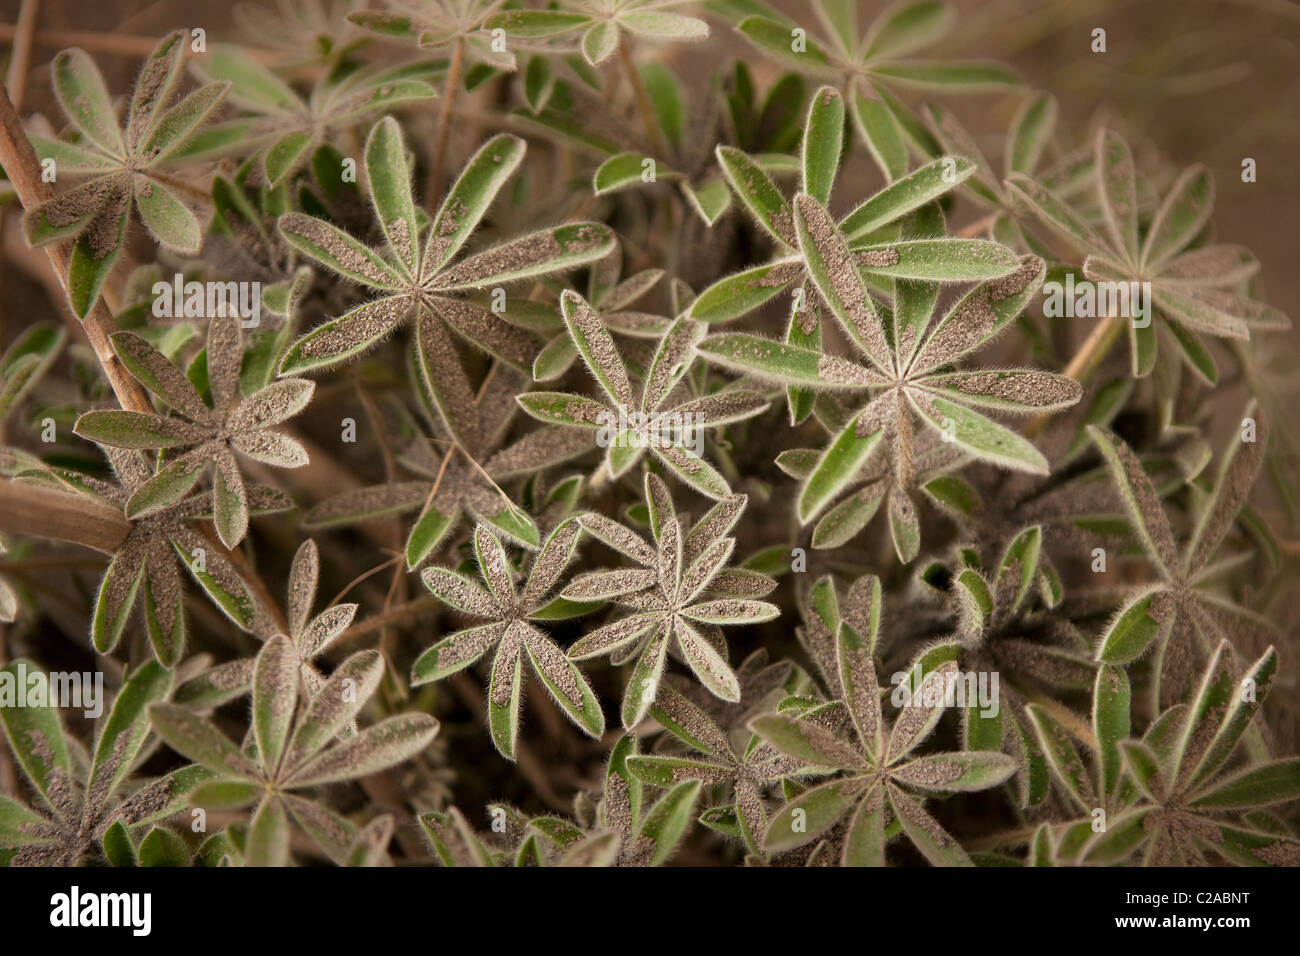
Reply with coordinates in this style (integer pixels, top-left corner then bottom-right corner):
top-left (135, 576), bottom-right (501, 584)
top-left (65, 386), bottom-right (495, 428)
top-left (737, 16), bottom-right (834, 73)
top-left (364, 117), bottom-right (419, 275)
top-left (872, 60), bottom-right (1019, 90)
top-left (278, 213), bottom-right (406, 289)
top-left (428, 134), bottom-right (526, 271)
top-left (1095, 129), bottom-right (1139, 261)
top-left (1095, 588), bottom-right (1173, 666)
top-left (1092, 664), bottom-right (1130, 798)
top-left (850, 91), bottom-right (908, 182)
top-left (801, 86), bottom-right (844, 204)
top-left (910, 394), bottom-right (1048, 473)
top-left (885, 783), bottom-right (972, 866)
top-left (639, 779), bottom-right (702, 866)
top-left (581, 21), bottom-right (619, 65)
top-left (243, 798), bottom-right (290, 867)
top-left (52, 49), bottom-right (124, 155)
top-left (688, 260), bottom-right (803, 323)
top-left (841, 157), bottom-right (975, 240)
top-left (68, 197), bottom-right (129, 317)
top-left (854, 238), bottom-right (1021, 282)
top-left (102, 821), bottom-right (136, 866)
top-left (433, 223), bottom-right (615, 291)
top-left (522, 632), bottom-right (605, 738)
top-left (148, 703), bottom-right (260, 779)
top-left (1190, 759), bottom-right (1300, 811)
top-left (717, 146), bottom-right (795, 246)
top-left (559, 289), bottom-right (632, 407)
top-left (893, 751), bottom-right (1018, 793)
top-left (594, 152), bottom-right (661, 195)
top-left (252, 636), bottom-right (299, 777)
top-left (1143, 164), bottom-right (1214, 270)
top-left (995, 525), bottom-right (1042, 613)
top-left (280, 295), bottom-right (410, 374)
top-left (750, 712), bottom-right (864, 770)
top-left (641, 63), bottom-right (685, 149)
top-left (286, 713), bottom-right (439, 787)
top-left (1087, 426), bottom-right (1179, 574)
top-left (1004, 173), bottom-right (1104, 255)
top-left (798, 400), bottom-right (887, 522)
top-left (141, 82), bottom-right (229, 166)
top-left (1187, 646), bottom-right (1278, 790)
top-left (523, 55), bottom-right (555, 113)
top-left (621, 11), bottom-right (709, 41)
top-left (1006, 92), bottom-right (1057, 178)
top-left (137, 826), bottom-right (190, 867)
top-left (763, 778), bottom-right (861, 852)
top-left (1025, 704), bottom-right (1095, 813)
top-left (88, 660), bottom-right (173, 804)
top-left (0, 661), bottom-right (72, 814)
top-left (487, 640), bottom-right (523, 759)
top-left (793, 193), bottom-right (893, 372)
top-left (863, 0), bottom-right (952, 60)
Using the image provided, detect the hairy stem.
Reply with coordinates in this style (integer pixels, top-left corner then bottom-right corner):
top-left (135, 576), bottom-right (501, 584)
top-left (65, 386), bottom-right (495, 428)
top-left (618, 33), bottom-right (663, 155)
top-left (428, 36), bottom-right (464, 209)
top-left (0, 82), bottom-right (152, 413)
top-left (0, 480), bottom-right (131, 553)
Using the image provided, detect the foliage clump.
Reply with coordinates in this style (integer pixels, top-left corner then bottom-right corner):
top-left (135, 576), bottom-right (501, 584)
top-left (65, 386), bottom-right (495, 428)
top-left (0, 0), bottom-right (1296, 868)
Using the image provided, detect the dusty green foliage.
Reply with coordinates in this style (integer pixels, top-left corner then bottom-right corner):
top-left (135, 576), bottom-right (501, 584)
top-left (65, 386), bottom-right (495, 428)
top-left (489, 1), bottom-right (710, 68)
top-left (519, 289), bottom-right (768, 497)
top-left (349, 0), bottom-right (518, 69)
top-left (189, 48), bottom-right (440, 187)
top-left (1, 0), bottom-right (1296, 869)
top-left (0, 658), bottom-right (209, 866)
top-left (413, 519), bottom-right (604, 758)
top-left (724, 0), bottom-right (1017, 181)
top-left (149, 635), bottom-right (438, 866)
top-left (73, 315), bottom-right (315, 549)
top-left (25, 32), bottom-right (230, 315)
top-left (1006, 130), bottom-right (1290, 382)
top-left (565, 473), bottom-right (779, 727)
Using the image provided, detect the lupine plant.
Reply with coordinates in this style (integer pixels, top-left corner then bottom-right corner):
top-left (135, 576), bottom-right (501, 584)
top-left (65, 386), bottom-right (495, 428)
top-left (0, 0), bottom-right (1296, 869)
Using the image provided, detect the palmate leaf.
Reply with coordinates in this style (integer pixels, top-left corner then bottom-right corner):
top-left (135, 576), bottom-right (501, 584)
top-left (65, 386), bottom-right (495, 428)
top-left (23, 32), bottom-right (228, 316)
top-left (278, 120), bottom-right (612, 374)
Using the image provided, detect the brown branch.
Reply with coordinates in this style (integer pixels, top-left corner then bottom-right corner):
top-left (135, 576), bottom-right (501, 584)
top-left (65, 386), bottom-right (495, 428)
top-left (0, 479), bottom-right (130, 553)
top-left (0, 82), bottom-right (151, 413)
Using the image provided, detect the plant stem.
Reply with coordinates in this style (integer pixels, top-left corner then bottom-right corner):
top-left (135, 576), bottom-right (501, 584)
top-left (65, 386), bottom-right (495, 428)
top-left (1061, 310), bottom-right (1125, 383)
top-left (617, 33), bottom-right (663, 155)
top-left (0, 480), bottom-right (131, 553)
top-left (1025, 311), bottom-right (1124, 438)
top-left (956, 213), bottom-right (998, 238)
top-left (0, 82), bottom-right (152, 413)
top-left (428, 36), bottom-right (464, 209)
top-left (335, 596), bottom-right (439, 644)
